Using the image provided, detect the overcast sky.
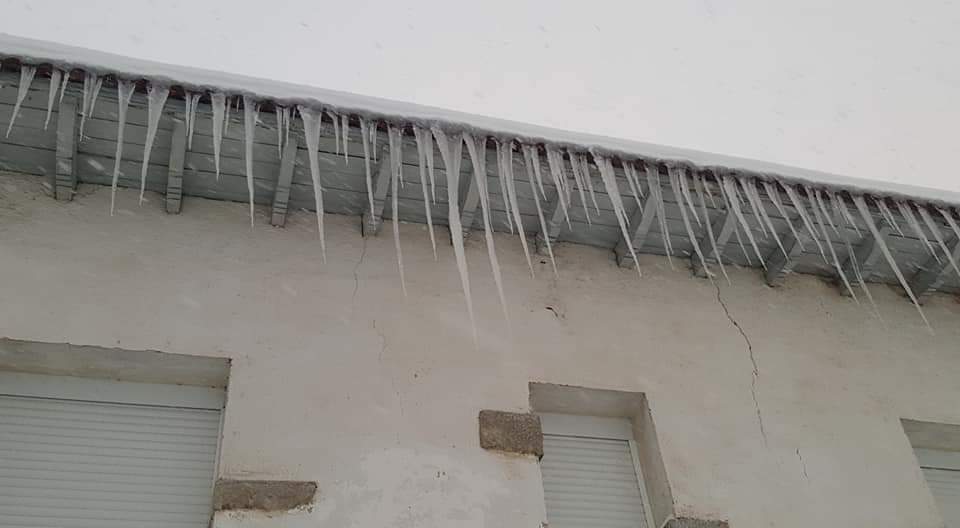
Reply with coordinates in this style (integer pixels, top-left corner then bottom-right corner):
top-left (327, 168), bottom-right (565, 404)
top-left (2, 0), bottom-right (958, 192)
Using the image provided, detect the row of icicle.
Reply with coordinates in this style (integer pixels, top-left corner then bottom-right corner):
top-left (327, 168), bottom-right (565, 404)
top-left (5, 64), bottom-right (960, 338)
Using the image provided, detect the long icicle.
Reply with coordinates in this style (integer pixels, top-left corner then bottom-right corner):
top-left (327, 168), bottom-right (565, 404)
top-left (341, 114), bottom-right (350, 164)
top-left (918, 204), bottom-right (960, 278)
top-left (763, 180), bottom-right (803, 249)
top-left (723, 175), bottom-right (765, 267)
top-left (425, 133), bottom-right (436, 203)
top-left (937, 207), bottom-right (960, 265)
top-left (110, 80), bottom-right (136, 216)
top-left (388, 125), bottom-right (407, 296)
top-left (185, 92), bottom-right (201, 150)
top-left (623, 160), bottom-right (644, 209)
top-left (579, 154), bottom-right (601, 218)
top-left (84, 74), bottom-right (103, 140)
top-left (57, 69), bottom-right (70, 106)
top-left (359, 117), bottom-right (376, 218)
top-left (739, 177), bottom-right (769, 237)
top-left (433, 127), bottom-right (477, 345)
top-left (809, 189), bottom-right (858, 300)
top-left (211, 93), bottom-right (226, 180)
top-left (645, 164), bottom-right (674, 267)
top-left (898, 200), bottom-right (939, 262)
top-left (783, 183), bottom-right (826, 263)
top-left (6, 65), bottom-right (36, 138)
top-left (877, 199), bottom-right (904, 236)
top-left (695, 174), bottom-right (729, 283)
top-left (853, 195), bottom-right (931, 330)
top-left (275, 106), bottom-right (285, 159)
top-left (523, 145), bottom-right (557, 276)
top-left (222, 95), bottom-right (232, 137)
top-left (500, 141), bottom-right (535, 277)
top-left (328, 110), bottom-right (341, 156)
top-left (670, 167), bottom-right (710, 278)
top-left (597, 154), bottom-right (642, 277)
top-left (496, 142), bottom-right (514, 234)
top-left (677, 170), bottom-right (701, 227)
top-left (139, 84), bottom-right (169, 204)
top-left (834, 193), bottom-right (862, 238)
top-left (568, 150), bottom-right (591, 225)
top-left (44, 69), bottom-right (62, 130)
top-left (829, 193), bottom-right (881, 319)
top-left (297, 106), bottom-right (327, 261)
top-left (413, 126), bottom-right (438, 260)
top-left (545, 147), bottom-right (572, 228)
top-left (464, 132), bottom-right (510, 328)
top-left (716, 175), bottom-right (752, 266)
top-left (749, 179), bottom-right (787, 258)
top-left (242, 96), bottom-right (258, 227)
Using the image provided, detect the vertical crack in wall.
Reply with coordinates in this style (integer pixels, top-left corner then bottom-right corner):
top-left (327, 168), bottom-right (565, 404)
top-left (351, 237), bottom-right (369, 316)
top-left (714, 283), bottom-right (767, 446)
top-left (796, 448), bottom-right (809, 480)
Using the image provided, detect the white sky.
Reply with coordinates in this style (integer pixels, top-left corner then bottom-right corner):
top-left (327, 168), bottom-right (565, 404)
top-left (2, 0), bottom-right (958, 192)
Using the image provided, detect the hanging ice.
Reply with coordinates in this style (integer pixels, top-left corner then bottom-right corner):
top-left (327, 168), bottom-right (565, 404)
top-left (211, 93), bottom-right (226, 179)
top-left (828, 193), bottom-right (880, 318)
top-left (918, 204), bottom-right (960, 278)
top-left (78, 72), bottom-right (103, 140)
top-left (670, 167), bottom-right (712, 277)
top-left (464, 132), bottom-right (510, 327)
top-left (425, 132), bottom-right (436, 203)
top-left (328, 110), bottom-right (341, 156)
top-left (622, 160), bottom-right (644, 209)
top-left (242, 96), bottom-right (259, 227)
top-left (597, 154), bottom-right (642, 277)
top-left (388, 125), bottom-right (407, 296)
top-left (110, 80), bottom-right (136, 216)
top-left (645, 164), bottom-right (673, 267)
top-left (359, 117), bottom-right (376, 217)
top-left (544, 147), bottom-right (572, 228)
top-left (413, 126), bottom-right (438, 260)
top-left (499, 141), bottom-right (534, 277)
top-left (677, 170), bottom-right (701, 227)
top-left (716, 178), bottom-right (753, 267)
top-left (937, 207), bottom-right (960, 264)
top-left (748, 178), bottom-right (787, 258)
top-left (139, 84), bottom-right (169, 204)
top-left (57, 69), bottom-right (70, 106)
top-left (808, 188), bottom-right (858, 300)
top-left (853, 195), bottom-right (931, 330)
top-left (44, 69), bottom-right (63, 130)
top-left (722, 175), bottom-right (765, 267)
top-left (369, 120), bottom-right (378, 162)
top-left (496, 142), bottom-right (514, 234)
top-left (275, 106), bottom-right (285, 159)
top-left (762, 180), bottom-right (803, 249)
top-left (578, 153), bottom-right (601, 217)
top-left (695, 174), bottom-right (729, 283)
top-left (523, 145), bottom-right (557, 276)
top-left (782, 183), bottom-right (826, 263)
top-left (876, 199), bottom-right (904, 236)
top-left (897, 200), bottom-right (939, 262)
top-left (341, 114), bottom-right (350, 164)
top-left (834, 193), bottom-right (862, 238)
top-left (223, 96), bottom-right (232, 137)
top-left (297, 105), bottom-right (327, 261)
top-left (184, 91), bottom-right (201, 150)
top-left (6, 65), bottom-right (36, 138)
top-left (738, 177), bottom-right (769, 237)
top-left (434, 127), bottom-right (477, 345)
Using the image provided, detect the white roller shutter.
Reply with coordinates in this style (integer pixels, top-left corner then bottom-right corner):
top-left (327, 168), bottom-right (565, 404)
top-left (0, 372), bottom-right (224, 528)
top-left (916, 448), bottom-right (960, 527)
top-left (539, 413), bottom-right (651, 528)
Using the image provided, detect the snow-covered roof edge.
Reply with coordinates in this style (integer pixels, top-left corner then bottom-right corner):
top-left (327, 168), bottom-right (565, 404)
top-left (3, 32), bottom-right (958, 207)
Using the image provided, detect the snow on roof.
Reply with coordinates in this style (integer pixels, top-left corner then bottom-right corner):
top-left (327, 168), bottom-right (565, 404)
top-left (3, 32), bottom-right (958, 208)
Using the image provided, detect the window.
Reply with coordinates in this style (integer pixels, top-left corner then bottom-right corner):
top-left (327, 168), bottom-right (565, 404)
top-left (0, 371), bottom-right (225, 527)
top-left (914, 448), bottom-right (960, 527)
top-left (538, 412), bottom-right (655, 528)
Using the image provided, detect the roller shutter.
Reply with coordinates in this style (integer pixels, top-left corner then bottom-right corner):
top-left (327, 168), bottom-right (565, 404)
top-left (916, 448), bottom-right (960, 527)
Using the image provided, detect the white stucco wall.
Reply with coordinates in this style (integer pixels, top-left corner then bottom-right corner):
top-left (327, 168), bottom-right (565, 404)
top-left (1, 172), bottom-right (959, 527)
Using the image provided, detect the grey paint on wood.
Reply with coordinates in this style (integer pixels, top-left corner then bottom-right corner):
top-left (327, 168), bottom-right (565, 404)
top-left (536, 181), bottom-right (571, 256)
top-left (838, 224), bottom-right (892, 296)
top-left (911, 233), bottom-right (960, 302)
top-left (271, 137), bottom-right (299, 226)
top-left (693, 211), bottom-right (736, 278)
top-left (54, 95), bottom-right (78, 200)
top-left (165, 118), bottom-right (187, 214)
top-left (765, 227), bottom-right (812, 287)
top-left (616, 192), bottom-right (659, 267)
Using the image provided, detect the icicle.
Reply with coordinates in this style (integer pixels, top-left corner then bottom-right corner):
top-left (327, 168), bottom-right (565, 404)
top-left (57, 69), bottom-right (70, 106)
top-left (464, 132), bottom-right (510, 327)
top-left (834, 193), bottom-right (862, 238)
top-left (495, 140), bottom-right (514, 234)
top-left (78, 72), bottom-right (103, 140)
top-left (579, 154), bottom-right (601, 217)
top-left (677, 170), bottom-right (701, 227)
top-left (282, 106), bottom-right (291, 150)
top-left (722, 175), bottom-right (765, 267)
top-left (749, 179), bottom-right (787, 258)
top-left (877, 199), bottom-right (904, 236)
top-left (738, 177), bottom-right (769, 237)
top-left (763, 180), bottom-right (803, 250)
top-left (110, 80), bottom-right (136, 216)
top-left (897, 201), bottom-right (939, 261)
top-left (715, 177), bottom-right (751, 266)
top-left (434, 127), bottom-right (477, 345)
top-left (695, 174), bottom-right (729, 283)
top-left (645, 164), bottom-right (674, 267)
top-left (211, 93), bottom-right (226, 180)
top-left (918, 204), bottom-right (960, 278)
top-left (670, 167), bottom-right (710, 277)
top-left (413, 126), bottom-right (438, 260)
top-left (545, 147), bottom-right (572, 228)
top-left (44, 69), bottom-right (62, 130)
top-left (425, 133), bottom-right (436, 203)
top-left (139, 84), bottom-right (169, 204)
top-left (328, 110), bottom-right (341, 156)
top-left (853, 195), bottom-right (931, 329)
top-left (387, 125), bottom-right (407, 296)
top-left (623, 160), bottom-right (644, 209)
top-left (298, 106), bottom-right (327, 261)
top-left (828, 193), bottom-right (880, 318)
top-left (6, 65), bottom-right (36, 138)
top-left (499, 141), bottom-right (535, 277)
top-left (185, 92), bottom-right (201, 150)
top-left (783, 183), bottom-right (826, 263)
top-left (809, 189), bottom-right (858, 300)
top-left (359, 117), bottom-right (376, 219)
top-left (369, 120), bottom-right (378, 162)
top-left (223, 95), bottom-right (232, 136)
top-left (937, 207), bottom-right (960, 261)
top-left (597, 154), bottom-right (641, 277)
top-left (523, 145), bottom-right (557, 276)
top-left (242, 96), bottom-right (259, 227)
top-left (567, 150), bottom-right (591, 225)
top-left (274, 106), bottom-right (285, 158)
top-left (341, 114), bottom-right (350, 164)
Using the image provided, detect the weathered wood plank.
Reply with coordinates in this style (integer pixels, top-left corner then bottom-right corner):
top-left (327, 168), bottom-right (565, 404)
top-left (910, 233), bottom-right (960, 302)
top-left (615, 192), bottom-right (658, 267)
top-left (54, 95), bottom-right (79, 201)
top-left (361, 147), bottom-right (391, 236)
top-left (164, 118), bottom-right (187, 213)
top-left (270, 137), bottom-right (299, 226)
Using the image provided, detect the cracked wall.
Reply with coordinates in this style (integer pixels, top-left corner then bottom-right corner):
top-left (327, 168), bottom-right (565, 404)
top-left (1, 173), bottom-right (959, 528)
